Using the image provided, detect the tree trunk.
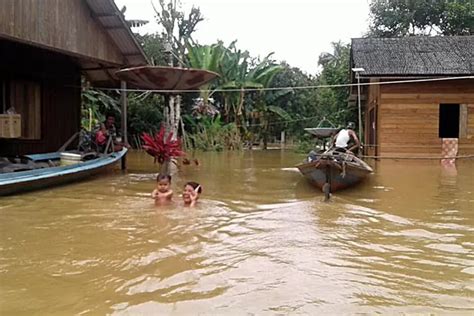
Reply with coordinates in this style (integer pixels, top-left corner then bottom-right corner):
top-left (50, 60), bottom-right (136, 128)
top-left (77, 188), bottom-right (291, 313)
top-left (173, 95), bottom-right (181, 140)
top-left (168, 95), bottom-right (175, 134)
top-left (237, 88), bottom-right (244, 115)
top-left (160, 159), bottom-right (170, 175)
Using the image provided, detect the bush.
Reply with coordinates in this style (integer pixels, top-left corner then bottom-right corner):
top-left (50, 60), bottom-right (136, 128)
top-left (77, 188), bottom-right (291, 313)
top-left (294, 134), bottom-right (316, 153)
top-left (128, 93), bottom-right (164, 148)
top-left (184, 115), bottom-right (242, 151)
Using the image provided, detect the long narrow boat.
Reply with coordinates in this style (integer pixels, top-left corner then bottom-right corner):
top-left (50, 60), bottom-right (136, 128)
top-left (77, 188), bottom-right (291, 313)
top-left (0, 148), bottom-right (127, 196)
top-left (296, 149), bottom-right (373, 198)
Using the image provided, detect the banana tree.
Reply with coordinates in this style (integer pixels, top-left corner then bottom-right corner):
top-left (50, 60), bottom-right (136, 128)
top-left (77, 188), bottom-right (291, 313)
top-left (187, 41), bottom-right (283, 130)
top-left (218, 45), bottom-right (283, 126)
top-left (186, 42), bottom-right (225, 112)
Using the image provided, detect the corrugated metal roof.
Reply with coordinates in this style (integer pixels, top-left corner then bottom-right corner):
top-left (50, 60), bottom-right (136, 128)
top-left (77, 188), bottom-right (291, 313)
top-left (83, 0), bottom-right (149, 85)
top-left (351, 36), bottom-right (474, 76)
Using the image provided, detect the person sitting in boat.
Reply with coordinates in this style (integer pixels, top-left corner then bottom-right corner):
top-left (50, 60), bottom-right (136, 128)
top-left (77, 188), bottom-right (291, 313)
top-left (152, 174), bottom-right (173, 205)
top-left (332, 122), bottom-right (360, 154)
top-left (182, 181), bottom-right (202, 207)
top-left (95, 113), bottom-right (129, 152)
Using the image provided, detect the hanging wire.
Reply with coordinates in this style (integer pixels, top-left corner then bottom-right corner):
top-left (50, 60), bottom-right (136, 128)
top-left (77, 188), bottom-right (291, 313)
top-left (245, 115), bottom-right (322, 127)
top-left (362, 154), bottom-right (474, 160)
top-left (87, 75), bottom-right (474, 94)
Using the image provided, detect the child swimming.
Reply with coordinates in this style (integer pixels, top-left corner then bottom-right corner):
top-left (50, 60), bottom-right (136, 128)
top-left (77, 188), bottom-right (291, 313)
top-left (151, 174), bottom-right (173, 204)
top-left (182, 181), bottom-right (202, 207)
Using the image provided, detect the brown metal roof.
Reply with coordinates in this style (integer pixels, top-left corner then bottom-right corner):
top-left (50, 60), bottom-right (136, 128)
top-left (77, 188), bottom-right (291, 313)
top-left (82, 0), bottom-right (149, 85)
top-left (115, 66), bottom-right (220, 92)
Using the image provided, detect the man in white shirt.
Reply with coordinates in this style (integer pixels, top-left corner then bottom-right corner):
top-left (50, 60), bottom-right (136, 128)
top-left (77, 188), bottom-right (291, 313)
top-left (333, 122), bottom-right (360, 154)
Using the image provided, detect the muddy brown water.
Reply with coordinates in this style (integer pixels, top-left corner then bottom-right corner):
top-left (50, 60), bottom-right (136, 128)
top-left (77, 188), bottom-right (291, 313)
top-left (1, 150), bottom-right (473, 314)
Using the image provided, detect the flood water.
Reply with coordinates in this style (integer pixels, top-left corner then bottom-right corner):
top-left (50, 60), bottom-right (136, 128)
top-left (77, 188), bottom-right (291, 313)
top-left (1, 150), bottom-right (473, 314)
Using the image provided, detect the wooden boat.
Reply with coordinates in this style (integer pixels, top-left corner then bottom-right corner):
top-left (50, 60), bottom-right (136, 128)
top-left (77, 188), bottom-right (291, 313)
top-left (296, 148), bottom-right (373, 198)
top-left (0, 148), bottom-right (127, 196)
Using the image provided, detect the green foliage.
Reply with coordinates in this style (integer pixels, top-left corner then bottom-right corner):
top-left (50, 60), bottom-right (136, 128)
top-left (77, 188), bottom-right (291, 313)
top-left (186, 42), bottom-right (225, 109)
top-left (294, 134), bottom-right (317, 154)
top-left (81, 87), bottom-right (120, 131)
top-left (315, 42), bottom-right (354, 126)
top-left (249, 88), bottom-right (293, 149)
top-left (369, 0), bottom-right (473, 36)
top-left (266, 105), bottom-right (292, 121)
top-left (440, 1), bottom-right (474, 35)
top-left (265, 63), bottom-right (317, 137)
top-left (185, 40), bottom-right (284, 134)
top-left (184, 115), bottom-right (241, 151)
top-left (227, 51), bottom-right (283, 125)
top-left (128, 93), bottom-right (164, 139)
top-left (187, 42), bottom-right (225, 72)
top-left (135, 33), bottom-right (168, 66)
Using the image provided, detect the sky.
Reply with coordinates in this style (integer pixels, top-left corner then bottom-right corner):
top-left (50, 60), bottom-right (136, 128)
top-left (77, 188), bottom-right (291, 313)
top-left (115, 0), bottom-right (371, 75)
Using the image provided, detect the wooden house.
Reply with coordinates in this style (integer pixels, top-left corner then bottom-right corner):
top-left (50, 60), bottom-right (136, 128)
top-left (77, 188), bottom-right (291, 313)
top-left (350, 36), bottom-right (474, 158)
top-left (0, 0), bottom-right (148, 156)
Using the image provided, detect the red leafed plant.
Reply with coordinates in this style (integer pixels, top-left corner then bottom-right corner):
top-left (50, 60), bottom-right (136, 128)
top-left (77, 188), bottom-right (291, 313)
top-left (141, 125), bottom-right (185, 165)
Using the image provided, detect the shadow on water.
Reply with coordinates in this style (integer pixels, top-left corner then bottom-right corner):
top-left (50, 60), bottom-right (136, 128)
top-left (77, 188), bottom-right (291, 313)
top-left (0, 150), bottom-right (473, 314)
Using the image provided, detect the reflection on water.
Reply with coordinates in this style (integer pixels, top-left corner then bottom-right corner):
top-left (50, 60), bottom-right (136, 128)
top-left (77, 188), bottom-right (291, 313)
top-left (1, 150), bottom-right (473, 314)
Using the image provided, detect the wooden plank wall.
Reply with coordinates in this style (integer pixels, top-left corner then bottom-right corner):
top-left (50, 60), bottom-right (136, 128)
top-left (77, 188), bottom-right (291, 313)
top-left (10, 80), bottom-right (42, 139)
top-left (374, 79), bottom-right (474, 157)
top-left (0, 41), bottom-right (80, 156)
top-left (461, 104), bottom-right (474, 153)
top-left (0, 0), bottom-right (124, 66)
top-left (364, 79), bottom-right (379, 156)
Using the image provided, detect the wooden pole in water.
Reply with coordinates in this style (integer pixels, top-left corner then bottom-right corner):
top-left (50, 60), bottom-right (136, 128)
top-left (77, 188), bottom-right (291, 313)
top-left (120, 80), bottom-right (128, 170)
top-left (281, 131), bottom-right (285, 149)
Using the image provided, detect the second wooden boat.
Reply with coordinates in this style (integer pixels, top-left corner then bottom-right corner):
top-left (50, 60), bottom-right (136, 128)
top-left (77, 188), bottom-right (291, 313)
top-left (296, 149), bottom-right (373, 198)
top-left (0, 148), bottom-right (127, 196)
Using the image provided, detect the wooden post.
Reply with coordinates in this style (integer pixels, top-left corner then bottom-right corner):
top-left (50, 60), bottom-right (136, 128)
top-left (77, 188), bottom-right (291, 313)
top-left (356, 73), bottom-right (363, 155)
top-left (281, 130), bottom-right (285, 149)
top-left (120, 80), bottom-right (127, 170)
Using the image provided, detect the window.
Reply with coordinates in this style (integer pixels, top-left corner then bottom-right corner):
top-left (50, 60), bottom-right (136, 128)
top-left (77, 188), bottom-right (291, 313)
top-left (439, 104), bottom-right (459, 138)
top-left (9, 80), bottom-right (41, 139)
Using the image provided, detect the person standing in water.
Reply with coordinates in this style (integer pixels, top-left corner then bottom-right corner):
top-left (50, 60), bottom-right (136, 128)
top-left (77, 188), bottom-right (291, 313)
top-left (152, 174), bottom-right (173, 204)
top-left (333, 122), bottom-right (360, 154)
top-left (182, 181), bottom-right (201, 207)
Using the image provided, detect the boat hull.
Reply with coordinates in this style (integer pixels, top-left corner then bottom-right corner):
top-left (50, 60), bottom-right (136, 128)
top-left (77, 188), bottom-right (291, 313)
top-left (0, 148), bottom-right (127, 196)
top-left (296, 154), bottom-right (372, 192)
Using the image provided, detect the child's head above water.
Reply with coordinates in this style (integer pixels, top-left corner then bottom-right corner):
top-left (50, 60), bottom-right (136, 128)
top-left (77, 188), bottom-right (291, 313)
top-left (185, 181), bottom-right (202, 193)
top-left (156, 174), bottom-right (172, 193)
top-left (182, 181), bottom-right (202, 205)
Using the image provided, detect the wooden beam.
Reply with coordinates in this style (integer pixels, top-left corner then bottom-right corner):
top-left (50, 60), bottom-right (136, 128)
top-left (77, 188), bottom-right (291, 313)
top-left (93, 13), bottom-right (119, 18)
top-left (122, 53), bottom-right (144, 57)
top-left (104, 26), bottom-right (123, 30)
top-left (99, 64), bottom-right (116, 83)
top-left (82, 66), bottom-right (117, 71)
top-left (120, 80), bottom-right (128, 170)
